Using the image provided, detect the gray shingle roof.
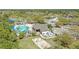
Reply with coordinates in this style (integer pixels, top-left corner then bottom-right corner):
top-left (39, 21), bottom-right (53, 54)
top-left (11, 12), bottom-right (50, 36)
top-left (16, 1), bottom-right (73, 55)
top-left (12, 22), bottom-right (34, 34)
top-left (33, 24), bottom-right (49, 32)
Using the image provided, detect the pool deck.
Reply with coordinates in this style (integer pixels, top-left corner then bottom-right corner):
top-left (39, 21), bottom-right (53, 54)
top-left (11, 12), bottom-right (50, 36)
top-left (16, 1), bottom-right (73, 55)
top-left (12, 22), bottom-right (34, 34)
top-left (14, 24), bottom-right (33, 32)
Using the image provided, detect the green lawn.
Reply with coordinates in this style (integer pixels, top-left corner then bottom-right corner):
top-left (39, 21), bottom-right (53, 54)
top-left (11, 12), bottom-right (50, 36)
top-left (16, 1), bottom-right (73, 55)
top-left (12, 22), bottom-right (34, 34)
top-left (45, 38), bottom-right (57, 49)
top-left (18, 37), bottom-right (39, 49)
top-left (18, 36), bottom-right (57, 49)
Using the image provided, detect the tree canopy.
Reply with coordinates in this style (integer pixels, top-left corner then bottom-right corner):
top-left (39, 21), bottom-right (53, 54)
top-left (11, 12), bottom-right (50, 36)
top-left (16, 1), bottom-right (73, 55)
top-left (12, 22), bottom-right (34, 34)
top-left (0, 17), bottom-right (18, 48)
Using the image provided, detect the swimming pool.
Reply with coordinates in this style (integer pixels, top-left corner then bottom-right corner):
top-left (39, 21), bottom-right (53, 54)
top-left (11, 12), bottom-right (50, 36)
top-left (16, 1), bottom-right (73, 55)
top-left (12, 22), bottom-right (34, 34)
top-left (14, 25), bottom-right (29, 33)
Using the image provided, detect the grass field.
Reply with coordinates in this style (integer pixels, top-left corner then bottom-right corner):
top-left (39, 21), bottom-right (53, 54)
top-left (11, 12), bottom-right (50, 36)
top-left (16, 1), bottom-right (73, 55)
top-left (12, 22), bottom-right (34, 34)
top-left (18, 36), bottom-right (57, 49)
top-left (18, 37), bottom-right (39, 49)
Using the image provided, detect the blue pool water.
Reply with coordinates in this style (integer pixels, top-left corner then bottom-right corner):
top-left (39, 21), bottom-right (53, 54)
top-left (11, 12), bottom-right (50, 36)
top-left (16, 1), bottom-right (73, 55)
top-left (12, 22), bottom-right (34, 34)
top-left (14, 25), bottom-right (29, 33)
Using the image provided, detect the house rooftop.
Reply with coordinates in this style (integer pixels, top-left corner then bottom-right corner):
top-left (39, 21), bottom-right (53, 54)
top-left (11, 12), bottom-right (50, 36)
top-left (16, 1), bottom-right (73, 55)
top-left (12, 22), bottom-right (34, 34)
top-left (71, 32), bottom-right (79, 40)
top-left (68, 22), bottom-right (79, 26)
top-left (33, 24), bottom-right (49, 32)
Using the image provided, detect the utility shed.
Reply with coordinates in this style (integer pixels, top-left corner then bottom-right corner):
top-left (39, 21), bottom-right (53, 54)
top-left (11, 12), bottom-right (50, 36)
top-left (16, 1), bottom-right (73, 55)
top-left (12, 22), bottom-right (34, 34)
top-left (33, 24), bottom-right (49, 33)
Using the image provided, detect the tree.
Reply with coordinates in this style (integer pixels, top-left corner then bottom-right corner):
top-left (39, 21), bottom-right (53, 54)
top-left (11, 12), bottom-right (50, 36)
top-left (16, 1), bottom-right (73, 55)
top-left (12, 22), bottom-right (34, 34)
top-left (0, 17), bottom-right (18, 49)
top-left (54, 33), bottom-right (74, 48)
top-left (69, 40), bottom-right (79, 49)
top-left (32, 15), bottom-right (45, 24)
top-left (48, 24), bottom-right (52, 30)
top-left (56, 17), bottom-right (71, 26)
top-left (19, 32), bottom-right (25, 39)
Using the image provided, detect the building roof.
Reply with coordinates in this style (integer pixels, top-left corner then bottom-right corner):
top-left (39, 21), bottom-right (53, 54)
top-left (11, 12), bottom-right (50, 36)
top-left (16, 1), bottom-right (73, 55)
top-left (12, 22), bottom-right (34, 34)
top-left (46, 16), bottom-right (58, 23)
top-left (68, 22), bottom-right (79, 26)
top-left (71, 32), bottom-right (79, 39)
top-left (52, 28), bottom-right (63, 35)
top-left (8, 18), bottom-right (17, 22)
top-left (33, 24), bottom-right (49, 32)
top-left (64, 15), bottom-right (74, 19)
top-left (44, 16), bottom-right (58, 27)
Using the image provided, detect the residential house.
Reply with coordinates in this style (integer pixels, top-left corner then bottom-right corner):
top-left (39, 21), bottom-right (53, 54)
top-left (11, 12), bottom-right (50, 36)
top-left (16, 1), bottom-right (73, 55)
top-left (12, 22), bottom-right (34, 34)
top-left (33, 24), bottom-right (55, 38)
top-left (33, 24), bottom-right (49, 33)
top-left (8, 17), bottom-right (17, 22)
top-left (45, 16), bottom-right (59, 27)
top-left (52, 28), bottom-right (63, 35)
top-left (14, 21), bottom-right (27, 25)
top-left (68, 31), bottom-right (79, 40)
top-left (64, 15), bottom-right (74, 19)
top-left (72, 32), bottom-right (79, 40)
top-left (68, 22), bottom-right (79, 26)
top-left (62, 26), bottom-right (79, 40)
